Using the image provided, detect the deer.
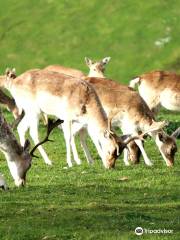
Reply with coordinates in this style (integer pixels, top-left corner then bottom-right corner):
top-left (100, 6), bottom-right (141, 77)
top-left (129, 70), bottom-right (180, 137)
top-left (0, 68), bottom-right (135, 169)
top-left (0, 108), bottom-right (63, 187)
top-left (0, 85), bottom-right (19, 119)
top-left (51, 59), bottom-right (178, 166)
top-left (77, 76), bottom-right (178, 166)
top-left (129, 70), bottom-right (180, 114)
top-left (41, 59), bottom-right (178, 166)
top-left (44, 57), bottom-right (111, 78)
top-left (0, 110), bottom-right (32, 187)
top-left (0, 173), bottom-right (8, 190)
top-left (44, 57), bottom-right (141, 164)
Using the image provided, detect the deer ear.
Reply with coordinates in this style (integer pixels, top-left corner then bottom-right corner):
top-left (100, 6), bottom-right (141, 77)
top-left (5, 68), bottom-right (10, 75)
top-left (102, 57), bottom-right (111, 65)
top-left (157, 132), bottom-right (165, 143)
top-left (23, 139), bottom-right (31, 152)
top-left (12, 68), bottom-right (16, 74)
top-left (85, 57), bottom-right (92, 67)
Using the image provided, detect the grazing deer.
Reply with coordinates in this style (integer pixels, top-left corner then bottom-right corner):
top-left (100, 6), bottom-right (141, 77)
top-left (83, 77), bottom-right (177, 166)
top-left (46, 57), bottom-right (142, 165)
top-left (0, 110), bottom-right (32, 187)
top-left (0, 109), bottom-right (63, 187)
top-left (1, 69), bottom-right (127, 169)
top-left (0, 173), bottom-right (8, 190)
top-left (44, 59), bottom-right (177, 166)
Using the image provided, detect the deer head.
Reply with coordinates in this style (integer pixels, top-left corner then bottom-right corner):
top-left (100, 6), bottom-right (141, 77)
top-left (85, 57), bottom-right (111, 78)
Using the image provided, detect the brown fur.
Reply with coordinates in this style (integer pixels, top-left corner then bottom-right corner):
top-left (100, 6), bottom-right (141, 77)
top-left (44, 65), bottom-right (85, 78)
top-left (0, 89), bottom-right (19, 118)
top-left (84, 77), bottom-right (154, 127)
top-left (139, 70), bottom-right (180, 92)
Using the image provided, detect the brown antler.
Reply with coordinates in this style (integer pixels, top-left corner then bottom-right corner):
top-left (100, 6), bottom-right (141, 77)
top-left (30, 118), bottom-right (64, 157)
top-left (11, 110), bottom-right (25, 130)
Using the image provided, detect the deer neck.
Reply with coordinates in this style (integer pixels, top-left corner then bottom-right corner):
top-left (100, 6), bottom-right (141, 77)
top-left (88, 70), bottom-right (105, 78)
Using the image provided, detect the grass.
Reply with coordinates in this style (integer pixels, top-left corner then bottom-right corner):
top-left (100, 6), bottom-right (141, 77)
top-left (0, 0), bottom-right (180, 81)
top-left (0, 0), bottom-right (180, 239)
top-left (0, 109), bottom-right (180, 240)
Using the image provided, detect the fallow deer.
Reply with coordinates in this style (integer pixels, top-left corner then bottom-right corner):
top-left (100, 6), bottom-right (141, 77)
top-left (43, 60), bottom-right (177, 166)
top-left (44, 65), bottom-right (85, 78)
top-left (0, 108), bottom-right (63, 187)
top-left (129, 70), bottom-right (180, 136)
top-left (0, 84), bottom-right (19, 119)
top-left (44, 57), bottom-right (141, 165)
top-left (0, 110), bottom-right (32, 187)
top-left (129, 70), bottom-right (180, 114)
top-left (82, 76), bottom-right (177, 166)
top-left (1, 69), bottom-right (126, 169)
top-left (0, 173), bottom-right (8, 190)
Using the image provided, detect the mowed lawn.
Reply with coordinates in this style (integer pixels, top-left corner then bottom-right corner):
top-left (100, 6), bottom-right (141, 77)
top-left (0, 109), bottom-right (179, 240)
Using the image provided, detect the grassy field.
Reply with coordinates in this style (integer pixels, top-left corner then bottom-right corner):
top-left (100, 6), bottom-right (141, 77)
top-left (0, 0), bottom-right (180, 239)
top-left (0, 109), bottom-right (179, 240)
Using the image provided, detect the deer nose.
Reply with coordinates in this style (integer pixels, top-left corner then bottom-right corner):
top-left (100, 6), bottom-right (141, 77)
top-left (166, 160), bottom-right (173, 167)
top-left (15, 179), bottom-right (25, 187)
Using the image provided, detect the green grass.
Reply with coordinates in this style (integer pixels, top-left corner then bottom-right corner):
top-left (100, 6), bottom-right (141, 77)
top-left (0, 109), bottom-right (180, 240)
top-left (0, 0), bottom-right (180, 239)
top-left (0, 0), bottom-right (180, 82)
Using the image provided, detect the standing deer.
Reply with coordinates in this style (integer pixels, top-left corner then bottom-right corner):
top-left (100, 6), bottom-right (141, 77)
top-left (44, 57), bottom-right (111, 78)
top-left (129, 70), bottom-right (180, 138)
top-left (78, 77), bottom-right (177, 166)
top-left (44, 57), bottom-right (141, 165)
top-left (1, 69), bottom-right (126, 169)
top-left (44, 60), bottom-right (177, 166)
top-left (129, 70), bottom-right (180, 114)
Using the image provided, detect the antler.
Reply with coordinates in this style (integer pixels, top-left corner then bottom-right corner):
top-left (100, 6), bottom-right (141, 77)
top-left (30, 118), bottom-right (64, 157)
top-left (11, 110), bottom-right (25, 130)
top-left (122, 122), bottom-right (169, 146)
top-left (171, 127), bottom-right (180, 138)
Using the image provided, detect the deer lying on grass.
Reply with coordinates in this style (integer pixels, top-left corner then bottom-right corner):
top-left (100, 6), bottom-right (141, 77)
top-left (0, 109), bottom-right (63, 187)
top-left (1, 69), bottom-right (132, 169)
top-left (45, 57), bottom-right (141, 164)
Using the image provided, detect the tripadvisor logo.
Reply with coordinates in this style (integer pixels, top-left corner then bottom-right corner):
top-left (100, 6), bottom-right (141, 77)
top-left (135, 227), bottom-right (173, 235)
top-left (135, 227), bottom-right (143, 235)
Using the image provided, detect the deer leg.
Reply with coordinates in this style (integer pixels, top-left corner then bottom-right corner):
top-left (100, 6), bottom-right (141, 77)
top-left (134, 139), bottom-right (153, 166)
top-left (70, 134), bottom-right (81, 165)
top-left (17, 115), bottom-right (29, 146)
top-left (79, 128), bottom-right (94, 164)
top-left (61, 121), bottom-right (73, 167)
top-left (123, 148), bottom-right (130, 166)
top-left (29, 115), bottom-right (52, 165)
